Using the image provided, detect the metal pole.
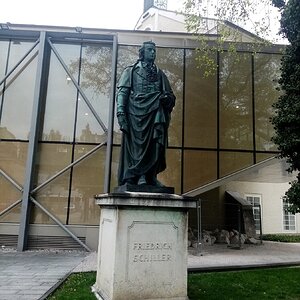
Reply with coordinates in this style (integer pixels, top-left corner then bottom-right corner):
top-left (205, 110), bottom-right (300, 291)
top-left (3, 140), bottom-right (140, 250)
top-left (30, 197), bottom-right (91, 252)
top-left (197, 198), bottom-right (203, 255)
top-left (18, 32), bottom-right (47, 251)
top-left (259, 204), bottom-right (263, 244)
top-left (0, 169), bottom-right (23, 192)
top-left (238, 204), bottom-right (242, 249)
top-left (0, 199), bottom-right (22, 218)
top-left (104, 35), bottom-right (118, 193)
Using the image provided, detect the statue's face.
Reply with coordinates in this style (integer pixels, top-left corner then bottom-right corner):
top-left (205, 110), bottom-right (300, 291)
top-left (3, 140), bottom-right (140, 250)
top-left (143, 44), bottom-right (156, 63)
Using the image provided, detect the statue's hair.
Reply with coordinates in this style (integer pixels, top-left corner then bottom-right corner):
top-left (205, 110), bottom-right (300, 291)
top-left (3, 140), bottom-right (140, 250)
top-left (138, 41), bottom-right (156, 61)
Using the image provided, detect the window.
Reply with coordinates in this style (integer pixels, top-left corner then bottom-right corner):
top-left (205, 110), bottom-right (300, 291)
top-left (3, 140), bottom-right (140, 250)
top-left (246, 194), bottom-right (261, 232)
top-left (282, 200), bottom-right (296, 231)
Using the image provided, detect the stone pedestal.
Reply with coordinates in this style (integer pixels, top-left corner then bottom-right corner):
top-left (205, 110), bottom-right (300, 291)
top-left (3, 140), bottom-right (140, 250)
top-left (93, 192), bottom-right (197, 300)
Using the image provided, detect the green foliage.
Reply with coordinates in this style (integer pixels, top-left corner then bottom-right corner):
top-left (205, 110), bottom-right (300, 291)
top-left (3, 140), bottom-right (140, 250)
top-left (283, 180), bottom-right (300, 213)
top-left (262, 234), bottom-right (300, 242)
top-left (182, 0), bottom-right (275, 76)
top-left (271, 0), bottom-right (300, 209)
top-left (48, 272), bottom-right (96, 300)
top-left (188, 268), bottom-right (300, 299)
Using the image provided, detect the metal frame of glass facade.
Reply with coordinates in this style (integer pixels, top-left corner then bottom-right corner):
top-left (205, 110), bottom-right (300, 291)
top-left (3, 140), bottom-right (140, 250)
top-left (0, 26), bottom-right (283, 251)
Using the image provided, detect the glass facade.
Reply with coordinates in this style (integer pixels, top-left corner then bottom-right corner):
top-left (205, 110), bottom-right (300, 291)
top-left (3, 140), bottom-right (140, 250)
top-left (0, 29), bottom-right (282, 231)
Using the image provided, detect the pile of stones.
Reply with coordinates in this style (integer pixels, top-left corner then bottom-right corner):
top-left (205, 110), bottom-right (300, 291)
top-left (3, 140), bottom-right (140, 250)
top-left (188, 228), bottom-right (260, 248)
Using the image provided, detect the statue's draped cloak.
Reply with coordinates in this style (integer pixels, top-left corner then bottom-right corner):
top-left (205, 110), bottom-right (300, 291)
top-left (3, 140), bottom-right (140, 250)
top-left (117, 62), bottom-right (175, 185)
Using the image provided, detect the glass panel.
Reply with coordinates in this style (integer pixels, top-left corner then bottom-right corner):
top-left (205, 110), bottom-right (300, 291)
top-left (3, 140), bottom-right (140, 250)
top-left (0, 176), bottom-right (21, 223)
top-left (158, 149), bottom-right (181, 194)
top-left (183, 150), bottom-right (217, 192)
top-left (113, 46), bottom-right (138, 145)
top-left (110, 146), bottom-right (121, 191)
top-left (31, 171), bottom-right (70, 225)
top-left (0, 40), bottom-right (9, 94)
top-left (31, 143), bottom-right (73, 224)
top-left (68, 145), bottom-right (106, 225)
top-left (34, 143), bottom-right (72, 186)
top-left (156, 48), bottom-right (183, 147)
top-left (0, 141), bottom-right (28, 185)
top-left (220, 53), bottom-right (253, 150)
top-left (185, 50), bottom-right (217, 148)
top-left (254, 54), bottom-right (281, 151)
top-left (75, 44), bottom-right (113, 143)
top-left (219, 151), bottom-right (253, 177)
top-left (42, 44), bottom-right (80, 142)
top-left (0, 41), bottom-right (37, 140)
top-left (256, 153), bottom-right (276, 163)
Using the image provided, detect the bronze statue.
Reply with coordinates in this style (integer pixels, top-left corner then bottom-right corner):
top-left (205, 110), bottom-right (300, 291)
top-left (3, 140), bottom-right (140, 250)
top-left (116, 41), bottom-right (175, 187)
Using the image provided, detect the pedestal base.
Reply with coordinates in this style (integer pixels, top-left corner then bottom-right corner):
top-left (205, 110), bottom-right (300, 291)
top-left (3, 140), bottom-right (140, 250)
top-left (94, 193), bottom-right (197, 300)
top-left (114, 183), bottom-right (174, 194)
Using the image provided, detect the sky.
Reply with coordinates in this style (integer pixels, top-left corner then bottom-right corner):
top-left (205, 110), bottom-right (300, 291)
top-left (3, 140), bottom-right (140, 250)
top-left (0, 0), bottom-right (183, 30)
top-left (0, 0), bottom-right (286, 43)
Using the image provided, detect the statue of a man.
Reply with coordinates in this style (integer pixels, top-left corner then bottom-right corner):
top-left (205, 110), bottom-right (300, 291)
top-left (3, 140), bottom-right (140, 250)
top-left (116, 41), bottom-right (175, 187)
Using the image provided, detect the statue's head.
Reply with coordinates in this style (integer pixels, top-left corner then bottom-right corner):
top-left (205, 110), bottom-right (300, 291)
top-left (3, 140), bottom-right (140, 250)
top-left (139, 41), bottom-right (156, 63)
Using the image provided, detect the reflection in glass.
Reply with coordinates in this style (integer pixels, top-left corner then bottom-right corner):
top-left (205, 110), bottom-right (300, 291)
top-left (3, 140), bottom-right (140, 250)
top-left (254, 54), bottom-right (281, 151)
top-left (0, 141), bottom-right (28, 185)
top-left (158, 149), bottom-right (181, 194)
top-left (0, 176), bottom-right (21, 223)
top-left (219, 151), bottom-right (253, 177)
top-left (183, 150), bottom-right (217, 192)
top-left (34, 143), bottom-right (72, 187)
top-left (32, 143), bottom-right (72, 224)
top-left (69, 145), bottom-right (106, 225)
top-left (256, 153), bottom-right (276, 163)
top-left (0, 41), bottom-right (37, 140)
top-left (0, 40), bottom-right (9, 111)
top-left (114, 46), bottom-right (139, 145)
top-left (75, 44), bottom-right (113, 143)
top-left (220, 53), bottom-right (253, 150)
top-left (31, 170), bottom-right (71, 225)
top-left (0, 41), bottom-right (9, 78)
top-left (42, 44), bottom-right (80, 142)
top-left (156, 48), bottom-right (183, 147)
top-left (185, 50), bottom-right (217, 148)
top-left (110, 146), bottom-right (121, 191)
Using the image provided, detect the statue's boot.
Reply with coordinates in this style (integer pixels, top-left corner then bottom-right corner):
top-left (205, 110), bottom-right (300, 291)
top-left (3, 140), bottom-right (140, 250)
top-left (137, 175), bottom-right (147, 185)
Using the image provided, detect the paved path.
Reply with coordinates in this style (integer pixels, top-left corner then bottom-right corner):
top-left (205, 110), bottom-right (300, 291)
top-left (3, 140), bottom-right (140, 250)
top-left (1, 242), bottom-right (300, 300)
top-left (0, 250), bottom-right (87, 300)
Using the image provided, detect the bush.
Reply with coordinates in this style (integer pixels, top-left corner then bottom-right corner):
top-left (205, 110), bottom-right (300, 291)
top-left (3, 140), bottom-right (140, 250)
top-left (262, 234), bottom-right (300, 243)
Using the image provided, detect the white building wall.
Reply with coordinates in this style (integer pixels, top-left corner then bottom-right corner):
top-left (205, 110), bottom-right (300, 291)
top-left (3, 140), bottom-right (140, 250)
top-left (223, 181), bottom-right (300, 234)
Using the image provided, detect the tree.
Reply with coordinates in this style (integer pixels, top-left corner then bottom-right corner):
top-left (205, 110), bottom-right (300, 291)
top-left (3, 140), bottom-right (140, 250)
top-left (271, 0), bottom-right (300, 213)
top-left (183, 0), bottom-right (281, 75)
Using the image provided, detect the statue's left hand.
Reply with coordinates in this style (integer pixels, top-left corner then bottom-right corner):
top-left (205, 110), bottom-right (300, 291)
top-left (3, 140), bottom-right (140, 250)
top-left (160, 93), bottom-right (175, 112)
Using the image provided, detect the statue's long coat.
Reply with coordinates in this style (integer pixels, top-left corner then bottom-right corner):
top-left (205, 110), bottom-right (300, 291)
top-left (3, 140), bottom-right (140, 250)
top-left (117, 61), bottom-right (175, 185)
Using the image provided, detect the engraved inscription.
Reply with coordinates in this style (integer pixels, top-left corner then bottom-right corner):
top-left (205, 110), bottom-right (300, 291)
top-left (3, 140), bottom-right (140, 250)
top-left (126, 221), bottom-right (178, 283)
top-left (132, 242), bottom-right (172, 263)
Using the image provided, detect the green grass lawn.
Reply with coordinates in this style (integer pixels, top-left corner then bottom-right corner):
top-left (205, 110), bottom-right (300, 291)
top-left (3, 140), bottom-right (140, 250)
top-left (48, 267), bottom-right (300, 300)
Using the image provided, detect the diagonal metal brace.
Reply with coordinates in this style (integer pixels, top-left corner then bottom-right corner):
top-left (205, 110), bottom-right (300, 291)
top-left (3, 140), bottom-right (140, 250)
top-left (30, 196), bottom-right (92, 252)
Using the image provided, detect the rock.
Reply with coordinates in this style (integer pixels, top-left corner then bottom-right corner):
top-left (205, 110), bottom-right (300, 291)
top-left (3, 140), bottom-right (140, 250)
top-left (216, 230), bottom-right (230, 244)
top-left (247, 237), bottom-right (260, 244)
